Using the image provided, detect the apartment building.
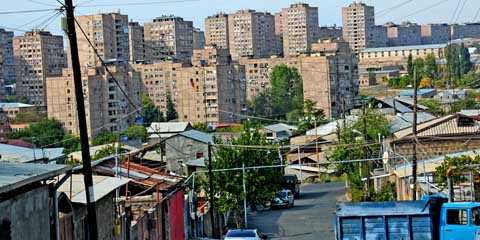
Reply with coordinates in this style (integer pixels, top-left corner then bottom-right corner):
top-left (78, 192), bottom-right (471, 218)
top-left (0, 29), bottom-right (15, 84)
top-left (385, 22), bottom-right (422, 46)
top-left (135, 47), bottom-right (244, 125)
top-left (240, 39), bottom-right (358, 118)
top-left (359, 43), bottom-right (447, 71)
top-left (128, 21), bottom-right (146, 63)
top-left (193, 28), bottom-right (205, 50)
top-left (450, 23), bottom-right (480, 40)
top-left (13, 30), bottom-right (66, 106)
top-left (280, 3), bottom-right (319, 57)
top-left (75, 13), bottom-right (130, 67)
top-left (46, 65), bottom-right (141, 139)
top-left (342, 2), bottom-right (384, 52)
top-left (0, 51), bottom-right (3, 101)
top-left (421, 24), bottom-right (450, 44)
top-left (274, 12), bottom-right (284, 56)
top-left (227, 10), bottom-right (276, 60)
top-left (205, 13), bottom-right (230, 49)
top-left (318, 26), bottom-right (343, 40)
top-left (144, 15), bottom-right (194, 62)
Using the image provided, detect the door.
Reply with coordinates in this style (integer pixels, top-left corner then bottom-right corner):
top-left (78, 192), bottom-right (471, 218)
top-left (443, 208), bottom-right (475, 240)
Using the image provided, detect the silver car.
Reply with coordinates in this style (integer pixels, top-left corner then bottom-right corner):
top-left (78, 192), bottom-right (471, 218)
top-left (271, 189), bottom-right (294, 208)
top-left (224, 229), bottom-right (266, 240)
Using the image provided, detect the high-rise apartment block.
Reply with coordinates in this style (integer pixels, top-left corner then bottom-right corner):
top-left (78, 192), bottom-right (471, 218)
top-left (318, 26), bottom-right (343, 40)
top-left (46, 65), bottom-right (141, 138)
top-left (144, 16), bottom-right (194, 62)
top-left (240, 39), bottom-right (358, 118)
top-left (193, 28), bottom-right (205, 50)
top-left (421, 24), bottom-right (450, 44)
top-left (128, 21), bottom-right (146, 63)
top-left (0, 29), bottom-right (15, 85)
top-left (450, 23), bottom-right (480, 40)
top-left (205, 13), bottom-right (230, 49)
top-left (342, 2), bottom-right (382, 52)
top-left (227, 10), bottom-right (276, 60)
top-left (13, 30), bottom-right (66, 106)
top-left (274, 12), bottom-right (284, 56)
top-left (75, 13), bottom-right (130, 67)
top-left (385, 22), bottom-right (422, 46)
top-left (280, 3), bottom-right (319, 57)
top-left (135, 46), bottom-right (245, 125)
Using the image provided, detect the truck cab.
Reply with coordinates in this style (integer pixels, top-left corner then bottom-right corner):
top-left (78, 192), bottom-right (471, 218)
top-left (440, 202), bottom-right (480, 240)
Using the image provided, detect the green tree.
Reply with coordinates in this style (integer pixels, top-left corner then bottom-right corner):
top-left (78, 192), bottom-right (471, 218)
top-left (142, 94), bottom-right (163, 125)
top-left (407, 54), bottom-right (414, 78)
top-left (249, 91), bottom-right (272, 118)
top-left (6, 119), bottom-right (65, 147)
top-left (123, 125), bottom-right (147, 142)
top-left (294, 99), bottom-right (327, 135)
top-left (435, 155), bottom-right (480, 187)
top-left (419, 99), bottom-right (444, 116)
top-left (206, 122), bottom-right (281, 227)
top-left (423, 54), bottom-right (438, 80)
top-left (270, 65), bottom-right (303, 119)
top-left (166, 92), bottom-right (178, 121)
top-left (92, 130), bottom-right (119, 146)
top-left (62, 134), bottom-right (81, 154)
top-left (192, 122), bottom-right (209, 132)
top-left (92, 145), bottom-right (117, 160)
top-left (413, 58), bottom-right (425, 80)
top-left (12, 111), bottom-right (47, 124)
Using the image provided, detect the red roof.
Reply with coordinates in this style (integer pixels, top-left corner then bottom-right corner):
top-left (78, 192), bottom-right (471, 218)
top-left (0, 139), bottom-right (34, 148)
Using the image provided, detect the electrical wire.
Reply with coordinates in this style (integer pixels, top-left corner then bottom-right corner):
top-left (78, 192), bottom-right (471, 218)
top-left (26, 0), bottom-right (59, 7)
top-left (77, 0), bottom-right (200, 8)
top-left (0, 8), bottom-right (59, 15)
top-left (391, 0), bottom-right (450, 23)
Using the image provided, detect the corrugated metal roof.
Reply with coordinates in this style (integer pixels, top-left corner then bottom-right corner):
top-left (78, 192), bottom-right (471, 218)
top-left (361, 43), bottom-right (447, 53)
top-left (389, 112), bottom-right (437, 132)
top-left (178, 130), bottom-right (214, 144)
top-left (0, 102), bottom-right (35, 108)
top-left (186, 157), bottom-right (206, 167)
top-left (57, 174), bottom-right (129, 204)
top-left (0, 162), bottom-right (70, 194)
top-left (398, 88), bottom-right (436, 96)
top-left (147, 122), bottom-right (191, 133)
top-left (0, 143), bottom-right (65, 163)
top-left (306, 116), bottom-right (358, 136)
top-left (336, 201), bottom-right (430, 217)
top-left (382, 98), bottom-right (412, 113)
top-left (262, 123), bottom-right (298, 133)
top-left (393, 115), bottom-right (453, 139)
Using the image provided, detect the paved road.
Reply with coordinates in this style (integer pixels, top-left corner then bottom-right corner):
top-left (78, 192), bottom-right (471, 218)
top-left (249, 182), bottom-right (346, 240)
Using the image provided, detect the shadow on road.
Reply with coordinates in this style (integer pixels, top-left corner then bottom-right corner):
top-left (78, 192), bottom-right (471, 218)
top-left (297, 191), bottom-right (327, 200)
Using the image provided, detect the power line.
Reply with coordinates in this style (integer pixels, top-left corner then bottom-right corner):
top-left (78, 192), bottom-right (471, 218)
top-left (454, 0), bottom-right (468, 24)
top-left (377, 0), bottom-right (413, 18)
top-left (391, 0), bottom-right (450, 22)
top-left (450, 0), bottom-right (463, 24)
top-left (0, 8), bottom-right (59, 15)
top-left (77, 0), bottom-right (200, 8)
top-left (26, 0), bottom-right (60, 7)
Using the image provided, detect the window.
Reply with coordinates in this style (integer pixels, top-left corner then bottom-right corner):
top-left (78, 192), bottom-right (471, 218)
top-left (196, 153), bottom-right (204, 159)
top-left (446, 209), bottom-right (468, 225)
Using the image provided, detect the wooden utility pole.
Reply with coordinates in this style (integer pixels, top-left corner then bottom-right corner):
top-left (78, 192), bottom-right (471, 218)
top-left (314, 118), bottom-right (321, 182)
top-left (207, 143), bottom-right (216, 238)
top-left (412, 67), bottom-right (418, 200)
top-left (64, 0), bottom-right (98, 239)
top-left (362, 103), bottom-right (370, 198)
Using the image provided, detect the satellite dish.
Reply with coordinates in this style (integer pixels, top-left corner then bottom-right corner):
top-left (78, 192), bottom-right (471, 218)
top-left (377, 103), bottom-right (383, 108)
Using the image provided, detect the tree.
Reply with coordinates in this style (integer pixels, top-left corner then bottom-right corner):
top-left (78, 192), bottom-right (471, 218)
top-left (206, 122), bottom-right (281, 227)
top-left (166, 92), bottom-right (178, 121)
top-left (423, 54), bottom-right (438, 80)
top-left (446, 43), bottom-right (472, 85)
top-left (294, 99), bottom-right (327, 135)
top-left (413, 58), bottom-right (425, 80)
top-left (419, 77), bottom-right (433, 88)
top-left (12, 110), bottom-right (47, 124)
top-left (123, 125), bottom-right (147, 142)
top-left (270, 65), bottom-right (303, 119)
top-left (435, 155), bottom-right (480, 187)
top-left (419, 99), bottom-right (444, 116)
top-left (62, 134), bottom-right (81, 154)
top-left (407, 54), bottom-right (414, 78)
top-left (192, 122), bottom-right (209, 132)
top-left (92, 130), bottom-right (119, 146)
top-left (142, 94), bottom-right (163, 125)
top-left (249, 91), bottom-right (272, 118)
top-left (92, 145), bottom-right (117, 160)
top-left (7, 119), bottom-right (65, 148)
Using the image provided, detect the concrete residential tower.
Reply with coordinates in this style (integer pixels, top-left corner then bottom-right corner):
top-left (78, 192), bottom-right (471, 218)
top-left (205, 13), bottom-right (230, 49)
top-left (128, 21), bottom-right (146, 63)
top-left (280, 3), bottom-right (319, 57)
top-left (342, 2), bottom-right (380, 52)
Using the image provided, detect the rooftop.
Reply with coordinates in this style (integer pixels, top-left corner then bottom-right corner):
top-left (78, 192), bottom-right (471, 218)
top-left (262, 123), bottom-right (298, 133)
top-left (398, 88), bottom-right (436, 96)
top-left (177, 130), bottom-right (214, 144)
top-left (362, 44), bottom-right (447, 53)
top-left (147, 122), bottom-right (192, 134)
top-left (0, 102), bottom-right (35, 108)
top-left (0, 143), bottom-right (64, 163)
top-left (0, 162), bottom-right (70, 194)
top-left (307, 116), bottom-right (358, 137)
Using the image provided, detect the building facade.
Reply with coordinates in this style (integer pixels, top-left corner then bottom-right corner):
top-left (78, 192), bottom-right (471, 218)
top-left (227, 10), bottom-right (276, 60)
top-left (75, 13), bottom-right (130, 67)
top-left (342, 2), bottom-right (379, 52)
top-left (385, 22), bottom-right (422, 47)
top-left (46, 65), bottom-right (141, 139)
top-left (193, 28), bottom-right (205, 50)
top-left (450, 23), bottom-right (480, 40)
top-left (0, 29), bottom-right (15, 85)
top-left (274, 12), bottom-right (284, 56)
top-left (13, 30), bottom-right (66, 106)
top-left (128, 21), bottom-right (146, 63)
top-left (318, 26), bottom-right (343, 40)
top-left (421, 24), bottom-right (450, 45)
top-left (144, 16), bottom-right (194, 62)
top-left (204, 13), bottom-right (230, 49)
top-left (280, 3), bottom-right (319, 57)
top-left (240, 39), bottom-right (358, 118)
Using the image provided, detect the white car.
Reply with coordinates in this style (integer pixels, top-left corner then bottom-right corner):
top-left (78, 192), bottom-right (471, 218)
top-left (271, 189), bottom-right (294, 208)
top-left (224, 229), bottom-right (267, 240)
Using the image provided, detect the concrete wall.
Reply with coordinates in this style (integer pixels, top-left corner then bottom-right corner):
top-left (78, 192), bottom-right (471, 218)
top-left (0, 185), bottom-right (50, 240)
top-left (72, 192), bottom-right (115, 240)
top-left (166, 135), bottom-right (208, 176)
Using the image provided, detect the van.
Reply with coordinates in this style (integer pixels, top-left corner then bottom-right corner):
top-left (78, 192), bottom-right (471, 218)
top-left (282, 174), bottom-right (300, 198)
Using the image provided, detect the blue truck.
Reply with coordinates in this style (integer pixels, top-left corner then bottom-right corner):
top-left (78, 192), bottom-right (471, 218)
top-left (334, 195), bottom-right (480, 240)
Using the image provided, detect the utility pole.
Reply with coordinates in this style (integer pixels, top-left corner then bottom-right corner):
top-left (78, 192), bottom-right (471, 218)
top-left (64, 0), bottom-right (98, 238)
top-left (242, 163), bottom-right (247, 228)
top-left (207, 143), bottom-right (216, 238)
top-left (314, 117), bottom-right (321, 182)
top-left (412, 67), bottom-right (418, 200)
top-left (362, 102), bottom-right (370, 198)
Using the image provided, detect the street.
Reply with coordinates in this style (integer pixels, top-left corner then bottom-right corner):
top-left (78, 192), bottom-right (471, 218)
top-left (249, 182), bottom-right (346, 240)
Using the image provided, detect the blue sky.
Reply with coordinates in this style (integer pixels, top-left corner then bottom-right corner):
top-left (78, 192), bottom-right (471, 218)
top-left (1, 0), bottom-right (479, 35)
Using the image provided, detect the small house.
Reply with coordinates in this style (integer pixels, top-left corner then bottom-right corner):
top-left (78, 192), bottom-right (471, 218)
top-left (260, 123), bottom-right (298, 142)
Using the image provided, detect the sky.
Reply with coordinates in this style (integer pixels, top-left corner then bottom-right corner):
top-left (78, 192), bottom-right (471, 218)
top-left (1, 0), bottom-right (480, 36)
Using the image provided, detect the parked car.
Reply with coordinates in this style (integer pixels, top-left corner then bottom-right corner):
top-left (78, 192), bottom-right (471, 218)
top-left (224, 229), bottom-right (267, 240)
top-left (271, 189), bottom-right (294, 209)
top-left (282, 174), bottom-right (300, 197)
